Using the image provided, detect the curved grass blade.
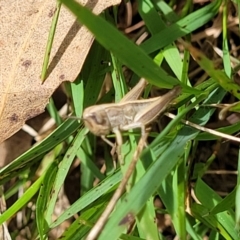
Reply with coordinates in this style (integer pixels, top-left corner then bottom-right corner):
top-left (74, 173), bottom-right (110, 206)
top-left (60, 0), bottom-right (199, 94)
top-left (140, 0), bottom-right (222, 54)
top-left (0, 119), bottom-right (79, 185)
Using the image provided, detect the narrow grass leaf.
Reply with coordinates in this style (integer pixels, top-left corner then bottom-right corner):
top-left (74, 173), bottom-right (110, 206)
top-left (60, 0), bottom-right (195, 90)
top-left (222, 1), bottom-right (231, 77)
top-left (81, 41), bottom-right (110, 107)
top-left (124, 135), bottom-right (160, 240)
top-left (210, 188), bottom-right (236, 214)
top-left (138, 0), bottom-right (166, 34)
top-left (70, 78), bottom-right (84, 117)
top-left (185, 43), bottom-right (240, 100)
top-left (36, 160), bottom-right (59, 239)
top-left (0, 173), bottom-right (44, 225)
top-left (140, 0), bottom-right (221, 53)
top-left (46, 97), bottom-right (62, 125)
top-left (41, 1), bottom-right (62, 81)
top-left (45, 128), bottom-right (88, 222)
top-left (194, 178), bottom-right (238, 239)
top-left (49, 171), bottom-right (121, 228)
top-left (191, 203), bottom-right (232, 239)
top-left (60, 201), bottom-right (108, 239)
top-left (186, 216), bottom-right (202, 240)
top-left (0, 119), bottom-right (79, 185)
top-left (236, 148), bottom-right (240, 226)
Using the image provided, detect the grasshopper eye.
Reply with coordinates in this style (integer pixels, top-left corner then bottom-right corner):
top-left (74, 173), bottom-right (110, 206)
top-left (89, 114), bottom-right (102, 125)
top-left (90, 113), bottom-right (107, 125)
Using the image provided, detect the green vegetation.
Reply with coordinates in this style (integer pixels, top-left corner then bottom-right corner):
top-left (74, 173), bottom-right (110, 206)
top-left (1, 0), bottom-right (240, 239)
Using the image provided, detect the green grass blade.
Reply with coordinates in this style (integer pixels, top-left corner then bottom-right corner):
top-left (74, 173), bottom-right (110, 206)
top-left (49, 170), bottom-right (121, 229)
top-left (141, 0), bottom-right (222, 53)
top-left (44, 128), bottom-right (87, 223)
top-left (0, 119), bottom-right (79, 185)
top-left (0, 174), bottom-right (44, 225)
top-left (236, 148), bottom-right (240, 226)
top-left (70, 78), bottom-right (84, 117)
top-left (185, 42), bottom-right (240, 100)
top-left (36, 160), bottom-right (59, 239)
top-left (60, 0), bottom-right (198, 91)
top-left (194, 178), bottom-right (238, 239)
top-left (41, 1), bottom-right (62, 81)
top-left (46, 97), bottom-right (62, 125)
top-left (210, 188), bottom-right (236, 214)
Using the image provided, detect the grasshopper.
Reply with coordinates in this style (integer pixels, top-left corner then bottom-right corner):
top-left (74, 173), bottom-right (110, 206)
top-left (84, 78), bottom-right (181, 240)
top-left (83, 78), bottom-right (182, 163)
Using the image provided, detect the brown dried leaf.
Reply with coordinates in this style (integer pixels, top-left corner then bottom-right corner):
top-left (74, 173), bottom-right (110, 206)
top-left (0, 0), bottom-right (120, 143)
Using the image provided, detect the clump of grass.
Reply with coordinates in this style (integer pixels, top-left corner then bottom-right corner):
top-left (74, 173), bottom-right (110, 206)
top-left (1, 0), bottom-right (240, 239)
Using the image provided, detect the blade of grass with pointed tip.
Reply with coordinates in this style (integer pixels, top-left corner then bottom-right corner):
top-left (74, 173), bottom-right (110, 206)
top-left (0, 172), bottom-right (45, 225)
top-left (0, 119), bottom-right (79, 185)
top-left (36, 160), bottom-right (59, 239)
top-left (44, 128), bottom-right (88, 224)
top-left (184, 42), bottom-right (240, 100)
top-left (194, 178), bottom-right (238, 239)
top-left (140, 0), bottom-right (221, 54)
top-left (60, 0), bottom-right (198, 94)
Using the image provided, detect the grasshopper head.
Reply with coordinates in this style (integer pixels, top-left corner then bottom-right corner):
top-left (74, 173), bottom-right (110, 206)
top-left (83, 105), bottom-right (111, 136)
